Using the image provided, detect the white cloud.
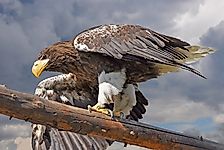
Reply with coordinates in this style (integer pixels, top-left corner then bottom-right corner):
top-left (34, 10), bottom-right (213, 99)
top-left (173, 0), bottom-right (224, 43)
top-left (0, 137), bottom-right (31, 150)
top-left (0, 123), bottom-right (31, 140)
top-left (0, 139), bottom-right (16, 150)
top-left (214, 114), bottom-right (224, 124)
top-left (15, 137), bottom-right (31, 150)
top-left (145, 96), bottom-right (216, 123)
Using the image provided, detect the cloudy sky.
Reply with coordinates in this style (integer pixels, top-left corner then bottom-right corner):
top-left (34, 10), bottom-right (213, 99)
top-left (0, 0), bottom-right (224, 149)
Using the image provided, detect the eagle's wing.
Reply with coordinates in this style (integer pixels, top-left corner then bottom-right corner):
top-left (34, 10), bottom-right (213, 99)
top-left (32, 74), bottom-right (112, 150)
top-left (73, 24), bottom-right (213, 78)
top-left (32, 73), bottom-right (148, 150)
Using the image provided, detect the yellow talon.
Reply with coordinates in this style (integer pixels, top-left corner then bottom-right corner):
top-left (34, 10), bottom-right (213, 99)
top-left (88, 103), bottom-right (113, 117)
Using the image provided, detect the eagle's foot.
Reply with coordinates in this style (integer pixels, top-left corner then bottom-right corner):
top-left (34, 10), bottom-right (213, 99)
top-left (87, 103), bottom-right (113, 118)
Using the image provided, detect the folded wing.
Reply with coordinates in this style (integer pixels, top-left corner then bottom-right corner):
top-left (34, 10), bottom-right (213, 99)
top-left (73, 24), bottom-right (214, 78)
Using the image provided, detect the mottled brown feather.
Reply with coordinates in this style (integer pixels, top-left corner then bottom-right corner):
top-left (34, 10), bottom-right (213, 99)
top-left (35, 24), bottom-right (206, 121)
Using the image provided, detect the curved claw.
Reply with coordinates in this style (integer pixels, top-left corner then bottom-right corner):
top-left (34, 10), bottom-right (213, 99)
top-left (87, 105), bottom-right (93, 113)
top-left (108, 109), bottom-right (114, 119)
top-left (120, 112), bottom-right (125, 120)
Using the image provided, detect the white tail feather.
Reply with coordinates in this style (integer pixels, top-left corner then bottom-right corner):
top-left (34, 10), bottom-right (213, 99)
top-left (181, 46), bottom-right (215, 64)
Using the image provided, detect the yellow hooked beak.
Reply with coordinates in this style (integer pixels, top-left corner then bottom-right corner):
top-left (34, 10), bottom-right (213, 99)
top-left (32, 59), bottom-right (49, 78)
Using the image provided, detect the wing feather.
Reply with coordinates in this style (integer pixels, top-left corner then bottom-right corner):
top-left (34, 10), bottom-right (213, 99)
top-left (73, 24), bottom-right (205, 78)
top-left (32, 74), bottom-right (149, 149)
top-left (32, 74), bottom-right (111, 150)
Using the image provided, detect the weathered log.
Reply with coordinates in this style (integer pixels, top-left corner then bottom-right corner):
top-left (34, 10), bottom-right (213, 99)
top-left (0, 85), bottom-right (223, 150)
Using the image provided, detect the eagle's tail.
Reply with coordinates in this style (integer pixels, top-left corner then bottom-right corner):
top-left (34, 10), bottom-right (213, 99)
top-left (176, 46), bottom-right (215, 78)
top-left (180, 46), bottom-right (215, 64)
top-left (156, 46), bottom-right (215, 78)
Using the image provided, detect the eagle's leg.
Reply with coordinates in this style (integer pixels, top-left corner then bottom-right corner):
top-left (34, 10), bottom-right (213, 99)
top-left (87, 104), bottom-right (113, 118)
top-left (90, 69), bottom-right (127, 118)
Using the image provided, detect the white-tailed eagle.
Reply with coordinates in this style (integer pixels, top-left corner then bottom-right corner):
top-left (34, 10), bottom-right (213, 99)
top-left (32, 24), bottom-right (213, 118)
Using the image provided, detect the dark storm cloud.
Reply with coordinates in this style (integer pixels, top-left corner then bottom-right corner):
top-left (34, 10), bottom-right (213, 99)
top-left (199, 21), bottom-right (224, 108)
top-left (0, 0), bottom-right (204, 92)
top-left (66, 0), bottom-right (204, 32)
top-left (1, 0), bottom-right (217, 148)
top-left (200, 21), bottom-right (224, 88)
top-left (199, 21), bottom-right (224, 143)
top-left (200, 21), bottom-right (224, 49)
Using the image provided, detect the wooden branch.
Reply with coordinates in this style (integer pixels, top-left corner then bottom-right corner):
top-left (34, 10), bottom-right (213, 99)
top-left (0, 86), bottom-right (223, 150)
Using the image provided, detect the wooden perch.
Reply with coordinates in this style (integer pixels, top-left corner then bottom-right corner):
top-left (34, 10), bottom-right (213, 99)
top-left (0, 85), bottom-right (223, 150)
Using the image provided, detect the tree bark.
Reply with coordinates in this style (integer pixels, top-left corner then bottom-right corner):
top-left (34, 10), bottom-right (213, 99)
top-left (0, 85), bottom-right (223, 150)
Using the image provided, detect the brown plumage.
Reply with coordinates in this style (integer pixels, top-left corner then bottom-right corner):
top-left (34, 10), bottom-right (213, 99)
top-left (33, 24), bottom-right (213, 118)
top-left (37, 24), bottom-right (206, 86)
top-left (32, 24), bottom-right (214, 150)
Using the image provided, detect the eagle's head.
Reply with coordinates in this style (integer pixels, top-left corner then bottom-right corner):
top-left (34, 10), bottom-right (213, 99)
top-left (32, 41), bottom-right (76, 77)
